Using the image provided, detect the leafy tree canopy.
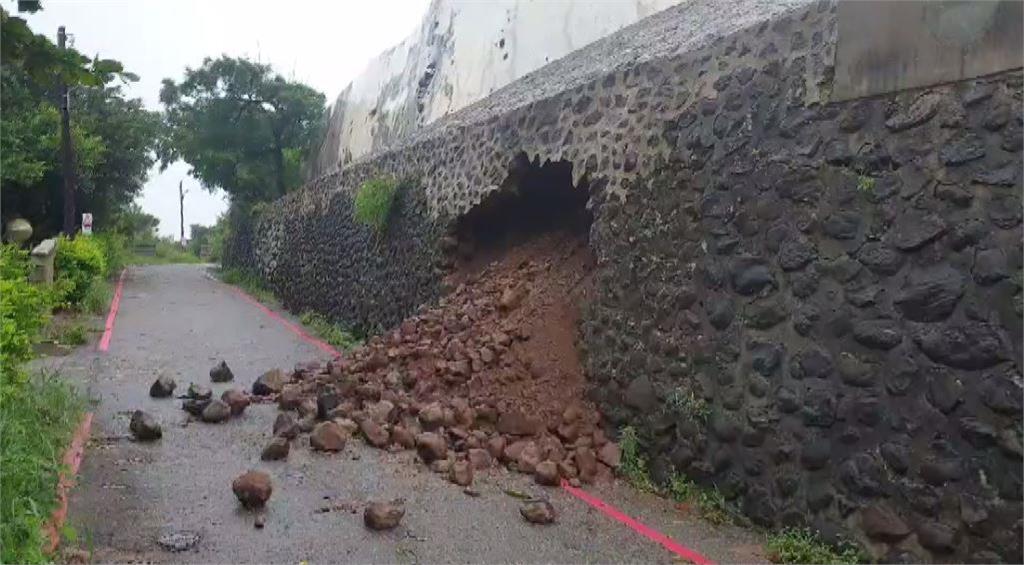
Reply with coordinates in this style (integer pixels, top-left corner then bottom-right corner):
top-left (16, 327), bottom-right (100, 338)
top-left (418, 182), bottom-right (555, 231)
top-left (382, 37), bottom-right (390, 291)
top-left (159, 56), bottom-right (326, 204)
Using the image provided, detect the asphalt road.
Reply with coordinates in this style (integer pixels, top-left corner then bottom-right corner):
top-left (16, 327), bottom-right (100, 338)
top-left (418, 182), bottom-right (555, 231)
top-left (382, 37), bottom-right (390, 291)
top-left (46, 264), bottom-right (767, 563)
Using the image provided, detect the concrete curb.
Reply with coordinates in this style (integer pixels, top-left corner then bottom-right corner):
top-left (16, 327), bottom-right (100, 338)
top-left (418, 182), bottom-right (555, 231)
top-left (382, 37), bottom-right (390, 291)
top-left (44, 411), bottom-right (93, 555)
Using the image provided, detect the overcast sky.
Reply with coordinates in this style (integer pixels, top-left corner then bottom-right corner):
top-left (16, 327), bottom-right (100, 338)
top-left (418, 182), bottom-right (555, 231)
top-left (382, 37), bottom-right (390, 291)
top-left (11, 0), bottom-right (430, 238)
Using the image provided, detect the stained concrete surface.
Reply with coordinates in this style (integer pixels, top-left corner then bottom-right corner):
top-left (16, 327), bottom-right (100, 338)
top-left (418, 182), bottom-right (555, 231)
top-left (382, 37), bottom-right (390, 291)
top-left (46, 264), bottom-right (767, 563)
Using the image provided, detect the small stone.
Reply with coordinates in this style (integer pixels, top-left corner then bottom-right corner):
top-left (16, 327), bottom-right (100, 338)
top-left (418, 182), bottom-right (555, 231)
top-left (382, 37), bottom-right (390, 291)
top-left (852, 319), bottom-right (903, 350)
top-left (273, 413), bottom-right (299, 439)
top-left (252, 368), bottom-right (285, 396)
top-left (731, 257), bottom-right (775, 295)
top-left (261, 437), bottom-right (290, 461)
top-left (534, 461), bottom-right (560, 486)
top-left (157, 530), bottom-right (201, 552)
top-left (310, 421), bottom-right (348, 452)
top-left (232, 470), bottom-right (272, 508)
top-left (520, 499), bottom-right (556, 524)
top-left (129, 410), bottom-right (162, 441)
top-left (468, 448), bottom-right (492, 469)
top-left (487, 436), bottom-right (506, 459)
top-left (916, 522), bottom-right (958, 553)
top-left (254, 514), bottom-right (265, 529)
top-left (449, 460), bottom-right (473, 486)
top-left (149, 376), bottom-right (177, 398)
top-left (597, 443), bottom-right (621, 469)
top-left (277, 385), bottom-right (303, 410)
top-left (200, 399), bottom-right (231, 423)
top-left (186, 383), bottom-right (212, 400)
top-left (209, 360), bottom-right (234, 382)
top-left (391, 425), bottom-right (416, 449)
top-left (182, 398), bottom-right (211, 416)
top-left (359, 419), bottom-right (390, 448)
top-left (221, 389), bottom-right (250, 416)
top-left (364, 500), bottom-right (405, 530)
top-left (418, 402), bottom-right (445, 430)
top-left (415, 432), bottom-right (447, 463)
top-left (895, 265), bottom-right (964, 322)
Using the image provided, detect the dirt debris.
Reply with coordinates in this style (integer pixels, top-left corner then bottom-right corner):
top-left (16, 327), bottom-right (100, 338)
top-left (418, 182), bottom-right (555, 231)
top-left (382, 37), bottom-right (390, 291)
top-left (259, 232), bottom-right (617, 490)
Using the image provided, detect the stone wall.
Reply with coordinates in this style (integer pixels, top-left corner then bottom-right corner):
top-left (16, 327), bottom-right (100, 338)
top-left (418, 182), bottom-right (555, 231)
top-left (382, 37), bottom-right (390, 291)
top-left (226, 1), bottom-right (1023, 560)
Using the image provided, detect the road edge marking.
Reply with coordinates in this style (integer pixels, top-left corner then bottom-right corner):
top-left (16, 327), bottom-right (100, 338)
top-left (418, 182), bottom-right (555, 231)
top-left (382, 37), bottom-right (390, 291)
top-left (44, 411), bottom-right (93, 555)
top-left (224, 283), bottom-right (341, 358)
top-left (560, 479), bottom-right (715, 565)
top-left (97, 269), bottom-right (126, 352)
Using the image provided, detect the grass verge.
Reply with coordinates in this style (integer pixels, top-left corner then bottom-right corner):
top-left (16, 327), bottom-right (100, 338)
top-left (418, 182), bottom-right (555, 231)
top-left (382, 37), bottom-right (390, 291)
top-left (128, 241), bottom-right (201, 266)
top-left (0, 371), bottom-right (86, 564)
top-left (299, 311), bottom-right (362, 351)
top-left (765, 528), bottom-right (866, 564)
top-left (219, 268), bottom-right (277, 305)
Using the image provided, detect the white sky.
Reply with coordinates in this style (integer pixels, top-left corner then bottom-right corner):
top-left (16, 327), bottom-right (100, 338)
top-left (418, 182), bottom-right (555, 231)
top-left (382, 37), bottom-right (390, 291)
top-left (11, 0), bottom-right (430, 238)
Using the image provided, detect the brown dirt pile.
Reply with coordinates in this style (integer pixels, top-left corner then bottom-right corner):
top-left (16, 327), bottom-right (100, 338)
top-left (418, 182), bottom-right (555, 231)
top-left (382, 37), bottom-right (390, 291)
top-left (270, 230), bottom-right (620, 486)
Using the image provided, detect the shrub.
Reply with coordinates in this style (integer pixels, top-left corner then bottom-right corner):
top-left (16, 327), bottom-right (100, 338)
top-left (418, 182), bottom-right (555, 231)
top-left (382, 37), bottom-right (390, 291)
top-left (299, 311), bottom-right (362, 351)
top-left (0, 371), bottom-right (86, 564)
top-left (54, 236), bottom-right (107, 305)
top-left (94, 232), bottom-right (128, 276)
top-left (0, 275), bottom-right (51, 388)
top-left (80, 277), bottom-right (112, 315)
top-left (0, 245), bottom-right (31, 280)
top-left (353, 177), bottom-right (399, 232)
top-left (618, 425), bottom-right (656, 492)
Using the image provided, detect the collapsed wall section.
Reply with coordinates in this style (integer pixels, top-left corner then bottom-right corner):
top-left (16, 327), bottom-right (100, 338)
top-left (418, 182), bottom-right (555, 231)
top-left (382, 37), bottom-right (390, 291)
top-left (225, 1), bottom-right (1023, 561)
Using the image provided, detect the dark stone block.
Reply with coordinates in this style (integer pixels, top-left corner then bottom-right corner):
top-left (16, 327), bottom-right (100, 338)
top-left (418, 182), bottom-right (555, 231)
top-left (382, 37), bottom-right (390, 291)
top-left (745, 298), bottom-right (788, 330)
top-left (916, 521), bottom-right (959, 554)
top-left (861, 503), bottom-right (911, 542)
top-left (749, 341), bottom-right (784, 376)
top-left (915, 323), bottom-right (1010, 370)
top-left (895, 265), bottom-right (965, 322)
top-left (880, 442), bottom-right (910, 474)
top-left (940, 133), bottom-right (986, 166)
top-left (731, 257), bottom-right (775, 295)
top-left (852, 319), bottom-right (904, 350)
top-left (779, 237), bottom-right (817, 271)
top-left (624, 375), bottom-right (657, 412)
top-left (802, 389), bottom-right (836, 428)
top-left (889, 212), bottom-right (947, 250)
top-left (973, 248), bottom-right (1008, 285)
top-left (837, 352), bottom-right (876, 387)
top-left (857, 242), bottom-right (904, 275)
top-left (707, 298), bottom-right (735, 330)
top-left (791, 348), bottom-right (834, 380)
top-left (800, 439), bottom-right (830, 470)
top-left (822, 212), bottom-right (861, 240)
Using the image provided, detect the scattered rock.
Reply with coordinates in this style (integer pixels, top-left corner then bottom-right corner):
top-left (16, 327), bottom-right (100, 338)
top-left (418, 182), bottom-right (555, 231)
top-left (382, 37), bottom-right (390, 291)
top-left (520, 499), bottom-right (556, 524)
top-left (182, 398), bottom-right (211, 417)
top-left (416, 432), bottom-right (447, 463)
top-left (364, 500), bottom-right (405, 530)
top-left (221, 389), bottom-right (250, 415)
top-left (391, 425), bottom-right (416, 449)
top-left (129, 410), bottom-right (162, 441)
top-left (597, 442), bottom-right (621, 469)
top-left (861, 503), bottom-right (911, 542)
top-left (359, 418), bottom-right (390, 448)
top-left (254, 514), bottom-right (265, 529)
top-left (310, 421), bottom-right (348, 451)
top-left (209, 360), bottom-right (234, 382)
top-left (186, 383), bottom-right (212, 400)
top-left (200, 399), bottom-right (231, 423)
top-left (449, 460), bottom-right (473, 486)
top-left (273, 413), bottom-right (300, 439)
top-left (534, 461), bottom-right (560, 486)
top-left (278, 385), bottom-right (304, 410)
top-left (149, 376), bottom-right (177, 398)
top-left (497, 411), bottom-right (542, 436)
top-left (468, 448), bottom-right (492, 470)
top-left (232, 470), bottom-right (272, 508)
top-left (252, 368), bottom-right (285, 396)
top-left (261, 437), bottom-right (290, 461)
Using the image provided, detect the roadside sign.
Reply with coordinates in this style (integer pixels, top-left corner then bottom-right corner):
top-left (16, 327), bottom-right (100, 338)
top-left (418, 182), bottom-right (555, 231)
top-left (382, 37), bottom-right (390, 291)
top-left (82, 213), bottom-right (93, 235)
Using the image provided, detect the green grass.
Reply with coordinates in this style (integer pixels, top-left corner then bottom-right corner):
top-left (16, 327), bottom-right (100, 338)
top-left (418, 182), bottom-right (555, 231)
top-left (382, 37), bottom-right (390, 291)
top-left (668, 473), bottom-right (732, 525)
top-left (0, 371), bottom-right (87, 564)
top-left (666, 387), bottom-right (710, 423)
top-left (47, 323), bottom-right (89, 347)
top-left (766, 528), bottom-right (865, 564)
top-left (219, 268), bottom-right (277, 305)
top-left (128, 240), bottom-right (201, 265)
top-left (298, 311), bottom-right (362, 351)
top-left (353, 177), bottom-right (399, 232)
top-left (618, 426), bottom-right (656, 492)
top-left (79, 277), bottom-right (112, 316)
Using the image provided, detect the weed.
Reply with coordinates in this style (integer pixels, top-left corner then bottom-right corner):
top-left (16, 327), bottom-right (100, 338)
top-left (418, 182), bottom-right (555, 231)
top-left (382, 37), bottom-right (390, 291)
top-left (669, 473), bottom-right (731, 525)
top-left (856, 175), bottom-right (876, 194)
top-left (766, 528), bottom-right (865, 564)
top-left (618, 426), bottom-right (656, 492)
top-left (129, 240), bottom-right (201, 265)
top-left (0, 371), bottom-right (86, 564)
top-left (666, 387), bottom-right (710, 422)
top-left (51, 323), bottom-right (89, 346)
top-left (353, 177), bottom-right (399, 232)
top-left (80, 277), bottom-right (112, 315)
top-left (219, 268), bottom-right (277, 305)
top-left (299, 311), bottom-right (362, 351)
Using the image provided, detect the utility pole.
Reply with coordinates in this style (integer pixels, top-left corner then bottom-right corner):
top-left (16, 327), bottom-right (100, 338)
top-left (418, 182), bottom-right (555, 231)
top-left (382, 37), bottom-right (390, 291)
top-left (179, 180), bottom-right (186, 247)
top-left (58, 26), bottom-right (77, 236)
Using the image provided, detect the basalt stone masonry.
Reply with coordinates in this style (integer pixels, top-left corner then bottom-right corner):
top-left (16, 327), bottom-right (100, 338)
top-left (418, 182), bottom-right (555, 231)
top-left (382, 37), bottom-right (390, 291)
top-left (225, 1), bottom-right (1023, 560)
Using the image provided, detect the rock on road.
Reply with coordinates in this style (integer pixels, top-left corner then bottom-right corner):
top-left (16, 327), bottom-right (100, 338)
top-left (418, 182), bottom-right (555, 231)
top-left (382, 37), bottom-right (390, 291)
top-left (44, 264), bottom-right (764, 563)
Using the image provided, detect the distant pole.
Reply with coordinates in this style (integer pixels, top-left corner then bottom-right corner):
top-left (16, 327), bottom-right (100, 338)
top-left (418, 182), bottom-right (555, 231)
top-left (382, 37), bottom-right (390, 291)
top-left (58, 26), bottom-right (77, 236)
top-left (179, 180), bottom-right (185, 246)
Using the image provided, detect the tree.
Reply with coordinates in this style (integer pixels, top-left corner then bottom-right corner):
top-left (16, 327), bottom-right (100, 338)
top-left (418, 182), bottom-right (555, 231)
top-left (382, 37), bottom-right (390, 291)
top-left (159, 56), bottom-right (326, 204)
top-left (0, 8), bottom-right (158, 237)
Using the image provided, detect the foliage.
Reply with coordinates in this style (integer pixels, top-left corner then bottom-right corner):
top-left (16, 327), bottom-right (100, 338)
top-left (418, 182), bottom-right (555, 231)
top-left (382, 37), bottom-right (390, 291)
top-left (354, 177), bottom-right (399, 232)
top-left (1, 9), bottom-right (160, 238)
top-left (128, 239), bottom-right (201, 265)
top-left (299, 311), bottom-right (362, 351)
top-left (668, 473), bottom-right (732, 525)
top-left (618, 426), bottom-right (656, 492)
top-left (54, 236), bottom-right (107, 305)
top-left (666, 387), bottom-right (710, 423)
top-left (0, 371), bottom-right (86, 564)
top-left (48, 321), bottom-right (89, 346)
top-left (219, 268), bottom-right (276, 305)
top-left (187, 215), bottom-right (228, 261)
top-left (766, 528), bottom-right (865, 565)
top-left (856, 175), bottom-right (876, 194)
top-left (80, 277), bottom-right (112, 315)
top-left (159, 56), bottom-right (326, 203)
top-left (0, 248), bottom-right (52, 386)
top-left (94, 232), bottom-right (128, 276)
top-left (110, 203), bottom-right (159, 242)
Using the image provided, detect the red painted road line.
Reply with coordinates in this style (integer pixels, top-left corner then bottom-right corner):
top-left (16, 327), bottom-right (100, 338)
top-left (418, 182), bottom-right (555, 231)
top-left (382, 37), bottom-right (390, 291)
top-left (226, 285), bottom-right (341, 358)
top-left (44, 412), bottom-right (93, 554)
top-left (561, 479), bottom-right (714, 565)
top-left (97, 269), bottom-right (127, 352)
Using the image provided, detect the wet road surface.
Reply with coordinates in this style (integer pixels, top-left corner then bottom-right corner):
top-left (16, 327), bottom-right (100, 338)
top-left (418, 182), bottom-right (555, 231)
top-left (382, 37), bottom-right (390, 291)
top-left (47, 264), bottom-right (767, 563)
